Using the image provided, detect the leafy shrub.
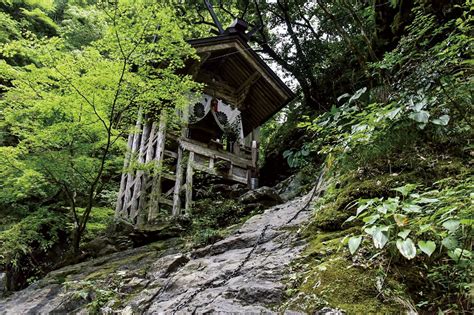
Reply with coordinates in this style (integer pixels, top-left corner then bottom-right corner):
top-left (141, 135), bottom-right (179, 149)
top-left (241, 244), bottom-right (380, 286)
top-left (345, 180), bottom-right (473, 311)
top-left (0, 208), bottom-right (66, 269)
top-left (0, 208), bottom-right (68, 290)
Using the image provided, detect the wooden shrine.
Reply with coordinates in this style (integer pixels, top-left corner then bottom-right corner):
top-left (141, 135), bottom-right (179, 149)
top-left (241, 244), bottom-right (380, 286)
top-left (115, 19), bottom-right (294, 226)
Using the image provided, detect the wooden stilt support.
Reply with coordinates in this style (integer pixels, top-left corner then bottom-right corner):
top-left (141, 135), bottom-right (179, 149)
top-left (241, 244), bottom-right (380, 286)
top-left (172, 146), bottom-right (184, 216)
top-left (136, 121), bottom-right (157, 226)
top-left (185, 151), bottom-right (194, 213)
top-left (115, 132), bottom-right (134, 218)
top-left (121, 109), bottom-right (143, 219)
top-left (147, 112), bottom-right (167, 222)
top-left (129, 119), bottom-right (151, 222)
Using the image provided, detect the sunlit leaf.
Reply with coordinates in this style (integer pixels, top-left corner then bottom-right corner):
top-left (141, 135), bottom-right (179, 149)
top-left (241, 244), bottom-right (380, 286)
top-left (409, 111), bottom-right (430, 123)
top-left (441, 236), bottom-right (458, 250)
top-left (396, 238), bottom-right (417, 259)
top-left (398, 229), bottom-right (411, 240)
top-left (393, 184), bottom-right (417, 197)
top-left (372, 226), bottom-right (389, 249)
top-left (348, 87), bottom-right (367, 103)
top-left (442, 220), bottom-right (460, 233)
top-left (348, 236), bottom-right (362, 255)
top-left (418, 240), bottom-right (436, 257)
top-left (431, 115), bottom-right (450, 126)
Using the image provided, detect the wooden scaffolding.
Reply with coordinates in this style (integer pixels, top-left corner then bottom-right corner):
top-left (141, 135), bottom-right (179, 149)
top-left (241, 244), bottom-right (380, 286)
top-left (115, 111), bottom-right (258, 226)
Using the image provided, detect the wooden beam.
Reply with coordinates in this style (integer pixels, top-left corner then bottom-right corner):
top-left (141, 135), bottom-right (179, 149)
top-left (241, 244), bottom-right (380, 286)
top-left (195, 41), bottom-right (288, 99)
top-left (179, 137), bottom-right (253, 169)
top-left (190, 52), bottom-right (211, 79)
top-left (147, 112), bottom-right (167, 222)
top-left (122, 109), bottom-right (143, 219)
top-left (234, 72), bottom-right (261, 108)
top-left (185, 151), bottom-right (194, 213)
top-left (136, 121), bottom-right (157, 226)
top-left (130, 120), bottom-right (151, 222)
top-left (172, 146), bottom-right (184, 216)
top-left (115, 132), bottom-right (134, 218)
top-left (191, 162), bottom-right (248, 185)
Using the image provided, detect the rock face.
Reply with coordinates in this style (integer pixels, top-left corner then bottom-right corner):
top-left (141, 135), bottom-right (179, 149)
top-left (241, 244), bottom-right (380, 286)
top-left (0, 192), bottom-right (314, 314)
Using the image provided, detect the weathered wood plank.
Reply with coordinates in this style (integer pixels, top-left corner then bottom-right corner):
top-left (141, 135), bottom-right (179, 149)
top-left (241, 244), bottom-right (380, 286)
top-left (185, 151), bottom-right (194, 213)
top-left (191, 162), bottom-right (248, 184)
top-left (164, 149), bottom-right (178, 159)
top-left (130, 120), bottom-right (151, 222)
top-left (115, 132), bottom-right (134, 218)
top-left (147, 113), bottom-right (167, 222)
top-left (172, 146), bottom-right (184, 216)
top-left (136, 121), bottom-right (157, 226)
top-left (122, 109), bottom-right (143, 219)
top-left (179, 137), bottom-right (253, 169)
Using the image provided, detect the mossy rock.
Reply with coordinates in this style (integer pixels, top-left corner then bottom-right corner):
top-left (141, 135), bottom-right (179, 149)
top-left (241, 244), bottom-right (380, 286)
top-left (284, 254), bottom-right (400, 313)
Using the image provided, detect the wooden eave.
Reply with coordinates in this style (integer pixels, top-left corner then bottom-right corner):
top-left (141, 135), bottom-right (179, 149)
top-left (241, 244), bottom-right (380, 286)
top-left (186, 34), bottom-right (295, 135)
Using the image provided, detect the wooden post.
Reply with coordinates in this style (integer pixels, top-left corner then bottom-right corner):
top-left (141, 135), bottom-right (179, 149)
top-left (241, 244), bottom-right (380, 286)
top-left (115, 132), bottom-right (134, 218)
top-left (122, 109), bottom-right (143, 218)
top-left (249, 140), bottom-right (259, 189)
top-left (136, 121), bottom-right (157, 226)
top-left (129, 119), bottom-right (151, 223)
top-left (147, 112), bottom-right (167, 222)
top-left (185, 151), bottom-right (194, 213)
top-left (172, 146), bottom-right (184, 216)
top-left (251, 140), bottom-right (258, 169)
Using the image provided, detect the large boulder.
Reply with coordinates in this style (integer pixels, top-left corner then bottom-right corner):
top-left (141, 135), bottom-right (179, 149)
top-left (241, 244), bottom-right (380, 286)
top-left (238, 186), bottom-right (283, 208)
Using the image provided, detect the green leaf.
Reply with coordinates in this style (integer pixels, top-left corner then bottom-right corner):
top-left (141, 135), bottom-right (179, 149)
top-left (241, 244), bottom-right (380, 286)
top-left (373, 226), bottom-right (389, 249)
top-left (431, 114), bottom-right (450, 126)
top-left (348, 236), bottom-right (362, 255)
top-left (419, 224), bottom-right (432, 233)
top-left (418, 240), bottom-right (436, 256)
top-left (386, 107), bottom-right (402, 120)
top-left (348, 87), bottom-right (367, 103)
top-left (396, 238), bottom-right (417, 259)
top-left (344, 215), bottom-right (357, 223)
top-left (441, 236), bottom-right (458, 250)
top-left (363, 214), bottom-right (380, 225)
top-left (398, 229), bottom-right (411, 240)
top-left (414, 197), bottom-right (439, 204)
top-left (364, 225), bottom-right (377, 235)
top-left (409, 111), bottom-right (430, 123)
top-left (442, 220), bottom-right (460, 233)
top-left (448, 248), bottom-right (472, 261)
top-left (393, 184), bottom-right (417, 197)
top-left (402, 203), bottom-right (422, 213)
top-left (337, 93), bottom-right (350, 102)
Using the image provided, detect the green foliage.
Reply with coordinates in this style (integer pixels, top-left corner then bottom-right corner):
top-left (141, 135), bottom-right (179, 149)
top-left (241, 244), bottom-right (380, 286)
top-left (0, 208), bottom-right (66, 269)
top-left (344, 179), bottom-right (473, 309)
top-left (0, 1), bottom-right (199, 253)
top-left (64, 279), bottom-right (118, 312)
top-left (59, 5), bottom-right (107, 49)
top-left (0, 12), bottom-right (21, 43)
top-left (283, 144), bottom-right (311, 168)
top-left (77, 207), bottom-right (115, 242)
top-left (190, 197), bottom-right (246, 246)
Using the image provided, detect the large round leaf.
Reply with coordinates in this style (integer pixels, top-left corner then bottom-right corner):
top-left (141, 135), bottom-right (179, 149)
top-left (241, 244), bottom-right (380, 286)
top-left (348, 236), bottom-right (362, 255)
top-left (418, 240), bottom-right (436, 257)
top-left (396, 238), bottom-right (417, 259)
top-left (373, 226), bottom-right (389, 249)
